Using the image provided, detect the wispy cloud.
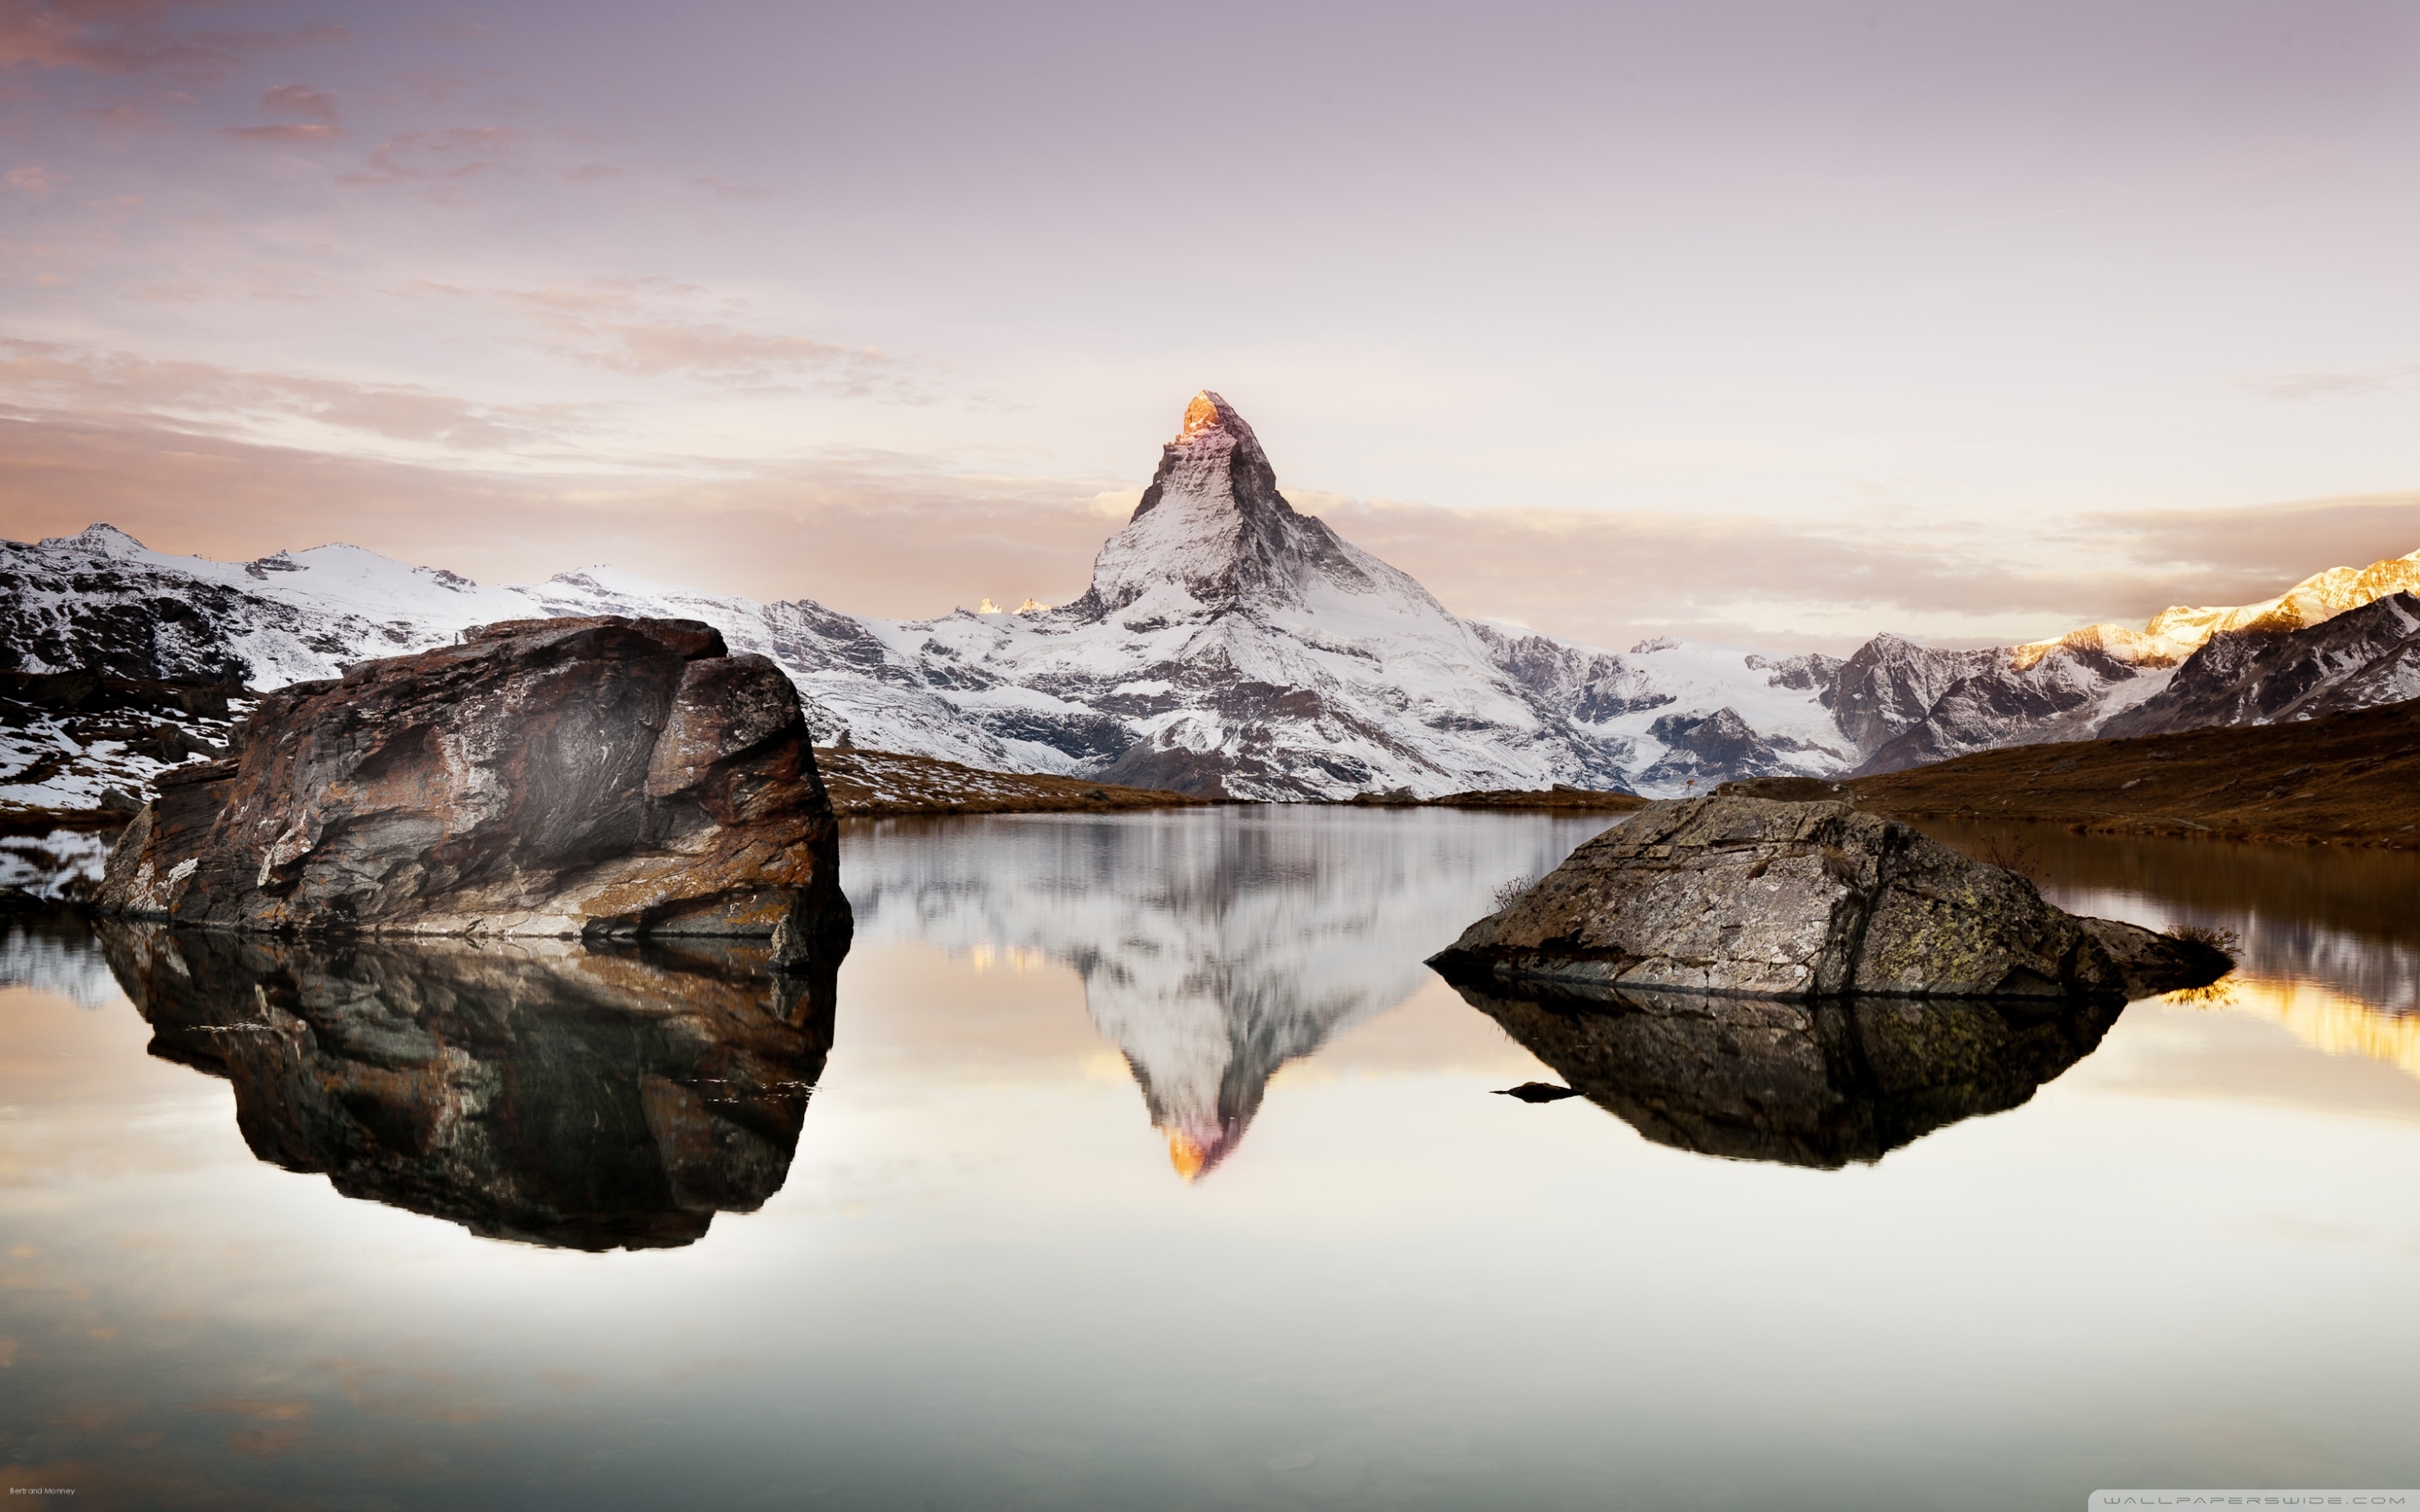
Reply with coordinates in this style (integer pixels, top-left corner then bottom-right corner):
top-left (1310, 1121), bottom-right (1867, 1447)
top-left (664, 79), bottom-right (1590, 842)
top-left (224, 78), bottom-right (343, 144)
top-left (0, 337), bottom-right (598, 454)
top-left (0, 1), bottom-right (341, 79)
top-left (1304, 489), bottom-right (2420, 653)
top-left (2070, 494), bottom-right (2420, 590)
top-left (498, 281), bottom-right (929, 396)
top-left (346, 125), bottom-right (526, 185)
top-left (691, 176), bottom-right (771, 202)
top-left (1308, 494), bottom-right (2131, 650)
top-left (258, 82), bottom-right (338, 122)
top-left (0, 411), bottom-right (1118, 615)
top-left (9, 392), bottom-right (2409, 652)
top-left (224, 121), bottom-right (337, 143)
top-left (2248, 365), bottom-right (2420, 401)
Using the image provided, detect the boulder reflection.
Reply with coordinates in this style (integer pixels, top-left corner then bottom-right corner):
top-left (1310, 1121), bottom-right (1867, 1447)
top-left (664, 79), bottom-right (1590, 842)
top-left (98, 926), bottom-right (838, 1249)
top-left (1448, 977), bottom-right (2119, 1168)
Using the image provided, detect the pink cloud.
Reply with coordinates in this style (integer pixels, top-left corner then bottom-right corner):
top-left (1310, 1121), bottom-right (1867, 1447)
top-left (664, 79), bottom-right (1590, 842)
top-left (0, 413), bottom-right (1115, 617)
top-left (224, 122), bottom-right (338, 143)
top-left (497, 283), bottom-right (928, 397)
top-left (0, 337), bottom-right (597, 452)
top-left (0, 1), bottom-right (336, 78)
top-left (257, 82), bottom-right (338, 122)
top-left (344, 126), bottom-right (525, 187)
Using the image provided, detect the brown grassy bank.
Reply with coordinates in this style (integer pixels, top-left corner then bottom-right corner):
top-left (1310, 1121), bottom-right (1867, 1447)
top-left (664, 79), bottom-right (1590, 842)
top-left (814, 748), bottom-right (1212, 817)
top-left (1844, 696), bottom-right (2420, 848)
top-left (1349, 784), bottom-right (1646, 813)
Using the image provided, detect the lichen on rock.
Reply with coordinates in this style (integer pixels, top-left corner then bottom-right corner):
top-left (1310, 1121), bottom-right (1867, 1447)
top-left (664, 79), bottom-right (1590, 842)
top-left (1429, 792), bottom-right (2224, 1001)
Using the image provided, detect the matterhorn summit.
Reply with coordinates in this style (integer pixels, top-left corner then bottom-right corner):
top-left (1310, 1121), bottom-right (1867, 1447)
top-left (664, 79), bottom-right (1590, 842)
top-left (1076, 391), bottom-right (1426, 622)
top-left (891, 391), bottom-right (1649, 796)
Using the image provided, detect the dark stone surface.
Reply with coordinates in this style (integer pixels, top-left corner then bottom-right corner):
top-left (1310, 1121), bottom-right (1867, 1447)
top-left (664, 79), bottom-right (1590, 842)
top-left (96, 617), bottom-right (850, 959)
top-left (1429, 793), bottom-right (2222, 1000)
top-left (99, 923), bottom-right (838, 1249)
top-left (2078, 916), bottom-right (2237, 996)
top-left (1449, 975), bottom-right (2121, 1168)
top-left (1636, 706), bottom-right (1795, 788)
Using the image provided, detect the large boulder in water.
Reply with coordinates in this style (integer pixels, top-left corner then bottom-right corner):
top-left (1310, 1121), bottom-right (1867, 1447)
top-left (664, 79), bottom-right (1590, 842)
top-left (1429, 793), bottom-right (2223, 1000)
top-left (96, 616), bottom-right (850, 960)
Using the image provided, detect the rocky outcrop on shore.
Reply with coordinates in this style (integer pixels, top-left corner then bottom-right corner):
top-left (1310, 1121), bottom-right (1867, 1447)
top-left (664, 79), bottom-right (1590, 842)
top-left (1429, 792), bottom-right (2228, 1000)
top-left (96, 616), bottom-right (850, 962)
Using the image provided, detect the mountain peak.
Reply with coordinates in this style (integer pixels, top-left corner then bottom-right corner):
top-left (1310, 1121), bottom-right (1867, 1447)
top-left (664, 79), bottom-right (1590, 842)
top-left (1128, 390), bottom-right (1279, 526)
top-left (39, 522), bottom-right (149, 558)
top-left (1177, 391), bottom-right (1228, 442)
top-left (1079, 392), bottom-right (1396, 619)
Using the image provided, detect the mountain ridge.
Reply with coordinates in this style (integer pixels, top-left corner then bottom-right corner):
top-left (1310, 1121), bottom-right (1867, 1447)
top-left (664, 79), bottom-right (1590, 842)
top-left (8, 394), bottom-right (2420, 810)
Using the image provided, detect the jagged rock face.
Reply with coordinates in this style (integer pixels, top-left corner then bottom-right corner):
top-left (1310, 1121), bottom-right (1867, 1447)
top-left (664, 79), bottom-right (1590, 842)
top-left (1828, 635), bottom-right (2002, 755)
top-left (1, 668), bottom-right (239, 816)
top-left (1634, 707), bottom-right (1796, 789)
top-left (1850, 639), bottom-right (2158, 775)
top-left (1077, 392), bottom-right (1379, 618)
top-left (100, 925), bottom-right (835, 1250)
top-left (1430, 793), bottom-right (2148, 1000)
top-left (1448, 977), bottom-right (2120, 1168)
top-left (97, 616), bottom-right (850, 955)
top-left (1854, 549), bottom-right (2420, 772)
top-left (2098, 591), bottom-right (2420, 740)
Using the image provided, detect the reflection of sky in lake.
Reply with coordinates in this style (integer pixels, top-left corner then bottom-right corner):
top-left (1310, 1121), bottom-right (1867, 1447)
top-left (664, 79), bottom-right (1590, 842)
top-left (1915, 820), bottom-right (2420, 1084)
top-left (2, 811), bottom-right (2417, 1508)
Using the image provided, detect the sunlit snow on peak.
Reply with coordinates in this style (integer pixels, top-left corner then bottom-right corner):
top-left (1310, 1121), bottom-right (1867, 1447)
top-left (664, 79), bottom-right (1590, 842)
top-left (1177, 391), bottom-right (1224, 442)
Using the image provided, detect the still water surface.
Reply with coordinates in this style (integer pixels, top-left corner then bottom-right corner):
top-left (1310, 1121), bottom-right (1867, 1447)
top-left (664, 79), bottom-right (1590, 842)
top-left (2, 809), bottom-right (2416, 1508)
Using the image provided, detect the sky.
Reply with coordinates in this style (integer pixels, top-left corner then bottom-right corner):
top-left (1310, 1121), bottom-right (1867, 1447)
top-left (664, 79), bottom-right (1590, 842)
top-left (3, 0), bottom-right (2417, 653)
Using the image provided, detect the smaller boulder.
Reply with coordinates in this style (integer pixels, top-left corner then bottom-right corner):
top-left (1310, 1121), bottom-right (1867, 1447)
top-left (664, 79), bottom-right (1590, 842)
top-left (2078, 917), bottom-right (2236, 997)
top-left (1429, 793), bottom-right (2223, 1000)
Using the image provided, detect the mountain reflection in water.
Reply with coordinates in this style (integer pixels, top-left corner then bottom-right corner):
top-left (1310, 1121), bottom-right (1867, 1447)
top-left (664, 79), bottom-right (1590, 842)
top-left (843, 810), bottom-right (1618, 1178)
top-left (1446, 977), bottom-right (2120, 1168)
top-left (97, 924), bottom-right (839, 1250)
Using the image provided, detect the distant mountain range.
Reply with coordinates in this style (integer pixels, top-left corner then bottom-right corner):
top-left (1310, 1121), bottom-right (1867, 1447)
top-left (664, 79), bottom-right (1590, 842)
top-left (5, 390), bottom-right (2418, 808)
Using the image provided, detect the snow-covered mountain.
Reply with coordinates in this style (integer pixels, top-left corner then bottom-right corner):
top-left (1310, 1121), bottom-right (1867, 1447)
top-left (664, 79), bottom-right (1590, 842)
top-left (1840, 550), bottom-right (2420, 773)
top-left (0, 393), bottom-right (1855, 805)
top-left (845, 393), bottom-right (1856, 798)
top-left (7, 389), bottom-right (2420, 811)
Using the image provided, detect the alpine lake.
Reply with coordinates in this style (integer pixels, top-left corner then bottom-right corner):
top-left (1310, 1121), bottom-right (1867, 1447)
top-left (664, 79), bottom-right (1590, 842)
top-left (3, 807), bottom-right (2415, 1509)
